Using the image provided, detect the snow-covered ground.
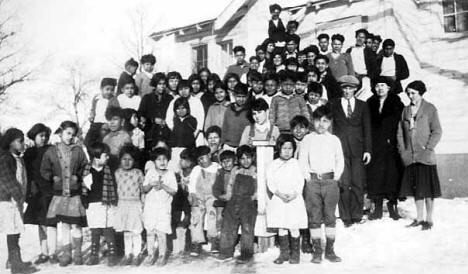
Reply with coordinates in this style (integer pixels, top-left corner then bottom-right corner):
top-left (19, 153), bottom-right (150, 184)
top-left (2, 198), bottom-right (468, 274)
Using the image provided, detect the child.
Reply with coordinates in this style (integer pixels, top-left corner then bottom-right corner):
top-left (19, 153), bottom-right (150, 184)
top-left (0, 128), bottom-right (39, 274)
top-left (200, 72), bottom-right (219, 116)
top-left (263, 72), bottom-right (279, 106)
top-left (117, 58), bottom-right (138, 95)
top-left (289, 115), bottom-right (310, 158)
top-left (40, 121), bottom-right (88, 266)
top-left (266, 134), bottom-right (307, 264)
top-left (249, 70), bottom-right (264, 100)
top-left (187, 146), bottom-right (221, 256)
top-left (103, 107), bottom-right (132, 172)
top-left (204, 81), bottom-right (230, 132)
top-left (168, 97), bottom-right (197, 168)
top-left (123, 108), bottom-right (145, 151)
top-left (205, 126), bottom-right (223, 163)
top-left (298, 105), bottom-right (344, 264)
top-left (240, 98), bottom-right (280, 147)
top-left (142, 147), bottom-right (177, 266)
top-left (166, 71), bottom-right (181, 97)
top-left (115, 78), bottom-right (141, 111)
top-left (269, 71), bottom-right (309, 133)
top-left (223, 73), bottom-right (240, 103)
top-left (189, 74), bottom-right (204, 100)
top-left (268, 4), bottom-right (286, 47)
top-left (286, 20), bottom-right (301, 49)
top-left (305, 82), bottom-right (325, 127)
top-left (135, 54), bottom-right (156, 97)
top-left (217, 145), bottom-right (257, 263)
top-left (82, 142), bottom-right (119, 266)
top-left (221, 83), bottom-right (252, 150)
top-left (212, 150), bottom-right (236, 254)
top-left (113, 145), bottom-right (145, 266)
top-left (295, 71), bottom-right (308, 97)
top-left (315, 54), bottom-right (340, 100)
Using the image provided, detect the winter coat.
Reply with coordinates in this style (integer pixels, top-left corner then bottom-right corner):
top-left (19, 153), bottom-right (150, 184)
top-left (376, 53), bottom-right (409, 94)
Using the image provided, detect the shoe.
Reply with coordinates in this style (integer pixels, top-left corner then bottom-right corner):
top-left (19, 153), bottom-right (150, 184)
top-left (49, 254), bottom-right (59, 264)
top-left (190, 244), bottom-right (202, 257)
top-left (143, 254), bottom-right (157, 266)
top-left (156, 255), bottom-right (168, 266)
top-left (59, 244), bottom-right (72, 267)
top-left (120, 254), bottom-right (134, 266)
top-left (406, 220), bottom-right (424, 227)
top-left (215, 253), bottom-right (233, 261)
top-left (324, 238), bottom-right (341, 263)
top-left (103, 228), bottom-right (118, 266)
top-left (10, 248), bottom-right (38, 274)
top-left (387, 201), bottom-right (401, 220)
top-left (311, 238), bottom-right (322, 264)
top-left (273, 235), bottom-right (289, 264)
top-left (352, 218), bottom-right (365, 224)
top-left (235, 254), bottom-right (252, 264)
top-left (301, 230), bottom-right (313, 254)
top-left (72, 238), bottom-right (83, 265)
top-left (289, 237), bottom-right (300, 264)
top-left (421, 221), bottom-right (433, 230)
top-left (131, 253), bottom-right (144, 266)
top-left (210, 239), bottom-right (220, 254)
top-left (343, 220), bottom-right (353, 227)
top-left (368, 198), bottom-right (383, 220)
top-left (86, 231), bottom-right (100, 266)
top-left (34, 254), bottom-right (49, 265)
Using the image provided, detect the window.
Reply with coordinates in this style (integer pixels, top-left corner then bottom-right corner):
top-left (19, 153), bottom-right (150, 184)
top-left (192, 44), bottom-right (208, 73)
top-left (219, 40), bottom-right (233, 69)
top-left (443, 0), bottom-right (468, 32)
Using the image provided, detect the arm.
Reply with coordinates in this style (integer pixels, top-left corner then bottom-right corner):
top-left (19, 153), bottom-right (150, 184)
top-left (334, 137), bottom-right (345, 181)
top-left (398, 55), bottom-right (410, 81)
top-left (269, 98), bottom-right (277, 126)
top-left (204, 107), bottom-right (213, 132)
top-left (89, 94), bottom-right (98, 122)
top-left (346, 53), bottom-right (355, 76)
top-left (161, 172), bottom-right (177, 196)
top-left (238, 125), bottom-right (251, 146)
top-left (425, 106), bottom-right (442, 150)
top-left (212, 170), bottom-right (225, 199)
top-left (220, 111), bottom-right (229, 144)
top-left (299, 98), bottom-right (310, 121)
top-left (192, 99), bottom-right (205, 134)
top-left (362, 103), bottom-right (372, 155)
top-left (165, 99), bottom-right (175, 130)
top-left (40, 148), bottom-right (54, 182)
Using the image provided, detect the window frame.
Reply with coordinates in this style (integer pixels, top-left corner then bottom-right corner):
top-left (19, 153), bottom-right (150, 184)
top-left (442, 0), bottom-right (468, 33)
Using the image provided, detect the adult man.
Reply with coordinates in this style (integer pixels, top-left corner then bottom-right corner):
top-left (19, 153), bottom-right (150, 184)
top-left (376, 39), bottom-right (409, 94)
top-left (329, 75), bottom-right (372, 227)
top-left (225, 46), bottom-right (250, 83)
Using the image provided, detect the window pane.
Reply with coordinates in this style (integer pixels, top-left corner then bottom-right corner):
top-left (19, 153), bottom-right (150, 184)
top-left (456, 12), bottom-right (468, 31)
top-left (443, 0), bottom-right (455, 14)
top-left (444, 15), bottom-right (457, 32)
top-left (456, 0), bottom-right (468, 12)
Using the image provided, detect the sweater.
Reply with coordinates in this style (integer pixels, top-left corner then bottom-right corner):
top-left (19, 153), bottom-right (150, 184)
top-left (269, 94), bottom-right (310, 131)
top-left (138, 92), bottom-right (173, 123)
top-left (204, 101), bottom-right (230, 132)
top-left (327, 52), bottom-right (355, 81)
top-left (221, 104), bottom-right (251, 147)
top-left (135, 71), bottom-right (153, 97)
top-left (169, 115), bottom-right (197, 148)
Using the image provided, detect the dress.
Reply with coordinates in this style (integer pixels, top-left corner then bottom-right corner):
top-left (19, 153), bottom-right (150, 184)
top-left (143, 169), bottom-right (177, 234)
top-left (114, 168), bottom-right (144, 233)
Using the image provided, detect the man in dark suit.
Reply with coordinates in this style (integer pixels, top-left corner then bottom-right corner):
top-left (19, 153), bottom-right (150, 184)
top-left (329, 75), bottom-right (372, 227)
top-left (377, 39), bottom-right (410, 94)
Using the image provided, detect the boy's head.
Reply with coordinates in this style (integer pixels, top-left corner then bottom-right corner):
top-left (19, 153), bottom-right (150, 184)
top-left (298, 50), bottom-right (307, 65)
top-left (372, 35), bottom-right (382, 52)
top-left (219, 150), bottom-right (236, 171)
top-left (272, 50), bottom-right (283, 66)
top-left (249, 56), bottom-right (260, 71)
top-left (304, 45), bottom-right (319, 65)
top-left (314, 54), bottom-right (329, 73)
top-left (355, 28), bottom-right (368, 46)
top-left (236, 145), bottom-right (254, 169)
top-left (306, 67), bottom-right (320, 83)
top-left (105, 107), bottom-right (124, 132)
top-left (0, 128), bottom-right (24, 153)
top-left (269, 3), bottom-right (281, 19)
top-left (382, 39), bottom-right (395, 57)
top-left (89, 142), bottom-right (110, 166)
top-left (255, 45), bottom-right (265, 61)
top-left (287, 20), bottom-right (299, 34)
top-left (188, 73), bottom-right (203, 94)
top-left (285, 37), bottom-right (297, 53)
top-left (100, 78), bottom-right (117, 99)
top-left (167, 71), bottom-right (181, 91)
top-left (150, 72), bottom-right (167, 94)
top-left (317, 33), bottom-right (330, 52)
top-left (178, 79), bottom-right (191, 97)
top-left (233, 46), bottom-right (246, 65)
top-left (295, 71), bottom-right (308, 94)
top-left (249, 70), bottom-right (263, 94)
top-left (140, 54), bottom-right (156, 73)
top-left (194, 145), bottom-right (212, 168)
top-left (251, 98), bottom-right (269, 125)
top-left (365, 33), bottom-right (374, 49)
top-left (279, 70), bottom-right (296, 95)
top-left (124, 58), bottom-right (139, 75)
top-left (213, 81), bottom-right (227, 102)
top-left (290, 115), bottom-right (309, 141)
top-left (313, 105), bottom-right (333, 134)
top-left (233, 83), bottom-right (248, 107)
top-left (331, 34), bottom-right (344, 53)
top-left (263, 72), bottom-right (279, 96)
top-left (179, 148), bottom-right (196, 169)
top-left (150, 147), bottom-right (170, 170)
top-left (205, 126), bottom-right (221, 148)
top-left (121, 78), bottom-right (136, 97)
top-left (306, 82), bottom-right (323, 104)
top-left (285, 57), bottom-right (299, 72)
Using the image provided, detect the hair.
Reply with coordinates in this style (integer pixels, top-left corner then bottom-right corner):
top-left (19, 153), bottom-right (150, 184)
top-left (194, 145), bottom-right (211, 160)
top-left (304, 45), bottom-right (319, 56)
top-left (263, 72), bottom-right (279, 83)
top-left (173, 97), bottom-right (191, 115)
top-left (150, 72), bottom-right (167, 87)
top-left (58, 120), bottom-right (79, 135)
top-left (236, 145), bottom-right (253, 159)
top-left (180, 148), bottom-right (196, 164)
top-left (207, 73), bottom-right (221, 84)
top-left (331, 33), bottom-right (345, 43)
top-left (317, 33), bottom-right (330, 40)
top-left (278, 70), bottom-right (296, 82)
top-left (105, 106), bottom-right (124, 121)
top-left (198, 67), bottom-right (211, 76)
top-left (214, 81), bottom-right (227, 92)
top-left (315, 54), bottom-right (329, 64)
top-left (223, 73), bottom-right (240, 86)
top-left (373, 35), bottom-right (382, 42)
top-left (219, 150), bottom-right (236, 162)
top-left (178, 79), bottom-right (190, 91)
top-left (188, 73), bottom-right (204, 92)
top-left (100, 78), bottom-right (117, 88)
top-left (249, 56), bottom-right (260, 63)
top-left (119, 144), bottom-right (140, 164)
top-left (0, 128), bottom-right (24, 150)
top-left (149, 146), bottom-right (171, 161)
top-left (276, 133), bottom-right (297, 154)
top-left (355, 28), bottom-right (369, 38)
top-left (287, 20), bottom-right (299, 29)
top-left (124, 58), bottom-right (138, 68)
top-left (290, 115), bottom-right (309, 129)
top-left (285, 57), bottom-right (299, 66)
top-left (269, 3), bottom-right (282, 13)
top-left (122, 108), bottom-right (139, 132)
top-left (255, 45), bottom-right (264, 52)
top-left (312, 105), bottom-right (334, 120)
top-left (296, 71), bottom-right (307, 83)
top-left (27, 123), bottom-right (51, 141)
top-left (233, 46), bottom-right (246, 54)
top-left (120, 77), bottom-right (135, 88)
top-left (307, 82), bottom-right (324, 96)
top-left (251, 98), bottom-right (269, 112)
top-left (306, 67), bottom-right (320, 77)
top-left (406, 80), bottom-right (427, 95)
top-left (383, 39), bottom-right (395, 48)
top-left (285, 36), bottom-right (297, 44)
top-left (233, 83), bottom-right (248, 95)
top-left (366, 33), bottom-right (375, 40)
top-left (167, 71), bottom-right (182, 80)
top-left (140, 54), bottom-right (156, 65)
top-left (205, 126), bottom-right (222, 138)
top-left (249, 70), bottom-right (263, 82)
top-left (88, 142), bottom-right (110, 161)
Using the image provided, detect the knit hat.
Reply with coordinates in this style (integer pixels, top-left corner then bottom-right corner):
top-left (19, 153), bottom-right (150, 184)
top-left (27, 123), bottom-right (51, 141)
top-left (406, 80), bottom-right (427, 95)
top-left (0, 128), bottom-right (24, 150)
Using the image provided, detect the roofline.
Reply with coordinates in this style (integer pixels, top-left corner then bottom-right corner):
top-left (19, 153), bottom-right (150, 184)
top-left (149, 19), bottom-right (216, 39)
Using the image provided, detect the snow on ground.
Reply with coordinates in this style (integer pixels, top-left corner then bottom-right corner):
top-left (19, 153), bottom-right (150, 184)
top-left (2, 198), bottom-right (468, 274)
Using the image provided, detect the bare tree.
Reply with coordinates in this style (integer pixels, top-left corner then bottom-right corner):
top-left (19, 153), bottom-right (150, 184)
top-left (0, 0), bottom-right (33, 101)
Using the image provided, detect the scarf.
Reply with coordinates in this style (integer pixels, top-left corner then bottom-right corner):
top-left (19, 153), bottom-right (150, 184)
top-left (82, 164), bottom-right (118, 206)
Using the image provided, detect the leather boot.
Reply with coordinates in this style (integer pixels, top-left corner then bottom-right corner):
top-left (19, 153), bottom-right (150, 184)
top-left (9, 248), bottom-right (38, 274)
top-left (368, 198), bottom-right (383, 220)
top-left (289, 237), bottom-right (300, 264)
top-left (104, 228), bottom-right (119, 266)
top-left (86, 229), bottom-right (100, 265)
top-left (273, 235), bottom-right (289, 264)
top-left (387, 200), bottom-right (401, 220)
top-left (311, 238), bottom-right (322, 264)
top-left (59, 244), bottom-right (72, 267)
top-left (72, 238), bottom-right (83, 265)
top-left (7, 234), bottom-right (32, 269)
top-left (300, 229), bottom-right (313, 253)
top-left (324, 237), bottom-right (341, 262)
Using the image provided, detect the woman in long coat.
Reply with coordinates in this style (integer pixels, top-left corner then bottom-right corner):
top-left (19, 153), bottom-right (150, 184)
top-left (397, 80), bottom-right (442, 230)
top-left (366, 77), bottom-right (404, 220)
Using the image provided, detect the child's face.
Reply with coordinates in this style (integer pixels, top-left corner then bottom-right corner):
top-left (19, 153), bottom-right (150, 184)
top-left (122, 83), bottom-right (135, 97)
top-left (206, 133), bottom-right (220, 148)
top-left (264, 80), bottom-right (277, 96)
top-left (179, 87), bottom-right (190, 98)
top-left (308, 91), bottom-right (321, 104)
top-left (221, 158), bottom-right (234, 171)
top-left (127, 65), bottom-right (138, 75)
top-left (239, 154), bottom-right (252, 169)
top-left (307, 72), bottom-right (318, 83)
top-left (120, 153), bottom-right (135, 170)
top-left (256, 49), bottom-right (265, 61)
top-left (227, 77), bottom-right (238, 90)
top-left (130, 114), bottom-right (139, 128)
top-left (273, 54), bottom-right (282, 66)
top-left (281, 80), bottom-right (295, 95)
top-left (235, 93), bottom-right (247, 106)
top-left (101, 85), bottom-right (115, 99)
top-left (234, 51), bottom-right (245, 65)
top-left (267, 43), bottom-right (275, 53)
top-left (200, 72), bottom-right (209, 83)
top-left (214, 88), bottom-right (227, 102)
top-left (314, 116), bottom-right (332, 134)
top-left (252, 110), bottom-right (268, 125)
top-left (95, 152), bottom-right (109, 166)
top-left (34, 132), bottom-right (48, 148)
top-left (108, 116), bottom-right (123, 132)
top-left (292, 124), bottom-right (308, 141)
top-left (315, 59), bottom-right (328, 73)
top-left (197, 154), bottom-right (212, 169)
top-left (331, 39), bottom-right (343, 53)
top-left (271, 9), bottom-right (280, 20)
top-left (286, 41), bottom-right (296, 52)
top-left (191, 80), bottom-right (201, 94)
top-left (142, 62), bottom-right (154, 73)
top-left (207, 80), bottom-right (215, 92)
top-left (372, 40), bottom-right (381, 52)
top-left (179, 158), bottom-right (193, 169)
top-left (60, 127), bottom-right (76, 145)
top-left (307, 52), bottom-right (316, 64)
top-left (252, 81), bottom-right (263, 94)
top-left (366, 38), bottom-right (373, 49)
top-left (168, 78), bottom-right (179, 91)
top-left (155, 155), bottom-right (169, 170)
top-left (298, 54), bottom-right (306, 64)
top-left (295, 81), bottom-right (307, 94)
top-left (250, 59), bottom-right (259, 71)
top-left (155, 80), bottom-right (166, 94)
top-left (175, 105), bottom-right (188, 118)
top-left (279, 141), bottom-right (294, 160)
top-left (318, 38), bottom-right (329, 52)
top-left (10, 137), bottom-right (25, 154)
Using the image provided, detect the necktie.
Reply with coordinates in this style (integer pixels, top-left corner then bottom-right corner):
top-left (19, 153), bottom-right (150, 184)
top-left (347, 99), bottom-right (352, 118)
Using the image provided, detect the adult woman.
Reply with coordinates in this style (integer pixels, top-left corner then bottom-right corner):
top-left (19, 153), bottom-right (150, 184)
top-left (366, 77), bottom-right (404, 220)
top-left (397, 80), bottom-right (442, 230)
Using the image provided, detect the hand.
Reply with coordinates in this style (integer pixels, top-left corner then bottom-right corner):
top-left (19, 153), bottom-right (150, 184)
top-left (363, 152), bottom-right (371, 165)
top-left (52, 176), bottom-right (61, 184)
